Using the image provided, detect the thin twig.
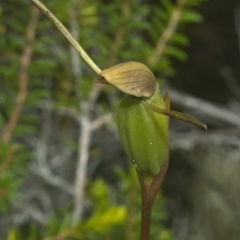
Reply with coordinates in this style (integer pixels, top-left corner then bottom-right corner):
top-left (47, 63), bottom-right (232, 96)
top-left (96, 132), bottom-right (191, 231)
top-left (72, 105), bottom-right (92, 224)
top-left (148, 0), bottom-right (186, 66)
top-left (90, 112), bottom-right (114, 131)
top-left (35, 100), bottom-right (79, 122)
top-left (31, 0), bottom-right (101, 75)
top-left (1, 6), bottom-right (39, 142)
top-left (30, 140), bottom-right (74, 196)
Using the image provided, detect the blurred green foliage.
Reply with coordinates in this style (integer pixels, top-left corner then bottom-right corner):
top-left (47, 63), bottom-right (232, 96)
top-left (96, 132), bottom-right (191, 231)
top-left (0, 0), bottom-right (205, 239)
top-left (5, 168), bottom-right (173, 240)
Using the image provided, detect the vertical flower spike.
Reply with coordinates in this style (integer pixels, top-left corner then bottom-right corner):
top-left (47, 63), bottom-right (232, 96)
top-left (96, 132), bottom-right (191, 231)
top-left (97, 61), bottom-right (168, 178)
top-left (97, 61), bottom-right (206, 179)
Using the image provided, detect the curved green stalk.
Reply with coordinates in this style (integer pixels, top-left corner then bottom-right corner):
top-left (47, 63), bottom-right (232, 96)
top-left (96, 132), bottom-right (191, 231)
top-left (142, 97), bottom-right (207, 129)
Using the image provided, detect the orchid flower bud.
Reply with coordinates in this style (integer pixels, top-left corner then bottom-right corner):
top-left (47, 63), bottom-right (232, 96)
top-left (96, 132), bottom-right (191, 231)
top-left (117, 86), bottom-right (169, 177)
top-left (97, 61), bottom-right (206, 178)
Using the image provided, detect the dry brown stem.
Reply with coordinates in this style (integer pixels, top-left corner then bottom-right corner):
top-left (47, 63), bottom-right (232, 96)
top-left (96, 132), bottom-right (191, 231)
top-left (1, 6), bottom-right (40, 142)
top-left (148, 0), bottom-right (186, 66)
top-left (31, 0), bottom-right (101, 74)
top-left (136, 160), bottom-right (169, 240)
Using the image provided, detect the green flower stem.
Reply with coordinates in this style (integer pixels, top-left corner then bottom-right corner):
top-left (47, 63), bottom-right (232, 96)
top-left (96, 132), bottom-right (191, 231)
top-left (140, 196), bottom-right (153, 240)
top-left (136, 160), bottom-right (169, 240)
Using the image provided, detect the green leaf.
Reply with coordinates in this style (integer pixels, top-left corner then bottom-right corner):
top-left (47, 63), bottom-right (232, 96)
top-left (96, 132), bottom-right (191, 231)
top-left (84, 206), bottom-right (126, 234)
top-left (161, 0), bottom-right (174, 14)
top-left (13, 124), bottom-right (37, 136)
top-left (164, 45), bottom-right (187, 60)
top-left (180, 10), bottom-right (203, 23)
top-left (169, 33), bottom-right (189, 46)
top-left (25, 89), bottom-right (49, 104)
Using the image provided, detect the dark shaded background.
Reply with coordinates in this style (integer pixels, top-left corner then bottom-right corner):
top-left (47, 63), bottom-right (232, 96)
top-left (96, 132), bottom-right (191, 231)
top-left (172, 0), bottom-right (240, 103)
top-left (160, 0), bottom-right (240, 239)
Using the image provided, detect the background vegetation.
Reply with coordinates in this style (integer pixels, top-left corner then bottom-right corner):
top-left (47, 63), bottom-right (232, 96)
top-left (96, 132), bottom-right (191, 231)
top-left (1, 0), bottom-right (240, 239)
